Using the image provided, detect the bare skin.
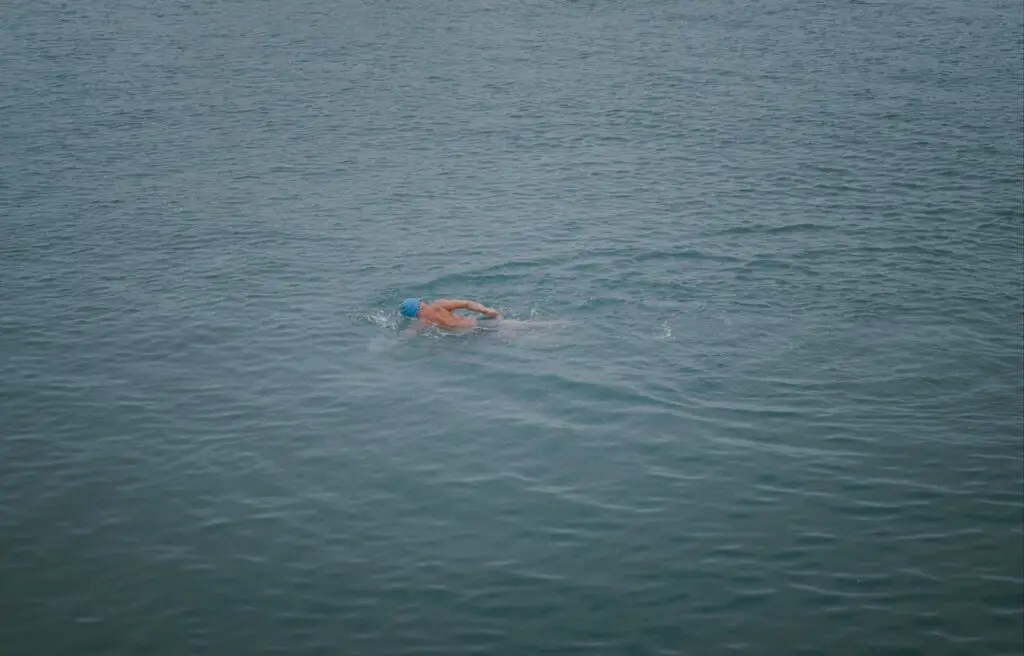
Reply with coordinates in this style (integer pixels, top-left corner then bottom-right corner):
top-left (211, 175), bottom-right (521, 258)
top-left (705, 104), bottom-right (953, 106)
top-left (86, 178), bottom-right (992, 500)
top-left (405, 299), bottom-right (500, 335)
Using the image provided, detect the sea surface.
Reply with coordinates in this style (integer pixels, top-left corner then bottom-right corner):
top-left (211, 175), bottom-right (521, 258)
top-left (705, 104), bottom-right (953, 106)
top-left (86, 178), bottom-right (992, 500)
top-left (1, 0), bottom-right (1021, 654)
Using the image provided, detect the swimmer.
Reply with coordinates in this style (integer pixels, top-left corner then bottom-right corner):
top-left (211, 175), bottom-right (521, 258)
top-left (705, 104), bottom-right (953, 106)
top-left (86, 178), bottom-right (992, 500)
top-left (400, 298), bottom-right (500, 334)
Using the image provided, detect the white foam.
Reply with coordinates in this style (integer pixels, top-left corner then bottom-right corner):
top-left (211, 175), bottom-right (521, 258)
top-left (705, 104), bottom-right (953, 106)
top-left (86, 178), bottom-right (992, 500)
top-left (367, 310), bottom-right (396, 329)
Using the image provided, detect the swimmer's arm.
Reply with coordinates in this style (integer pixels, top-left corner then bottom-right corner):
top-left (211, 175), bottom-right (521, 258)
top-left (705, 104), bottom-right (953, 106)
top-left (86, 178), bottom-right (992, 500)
top-left (436, 299), bottom-right (500, 318)
top-left (402, 321), bottom-right (427, 338)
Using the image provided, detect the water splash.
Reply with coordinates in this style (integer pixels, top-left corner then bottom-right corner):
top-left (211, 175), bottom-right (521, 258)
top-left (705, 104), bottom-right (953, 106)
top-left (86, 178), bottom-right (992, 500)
top-left (367, 309), bottom-right (397, 330)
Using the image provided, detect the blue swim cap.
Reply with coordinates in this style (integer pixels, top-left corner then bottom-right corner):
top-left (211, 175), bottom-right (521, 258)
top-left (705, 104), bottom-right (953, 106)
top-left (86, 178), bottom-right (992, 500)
top-left (400, 298), bottom-right (420, 318)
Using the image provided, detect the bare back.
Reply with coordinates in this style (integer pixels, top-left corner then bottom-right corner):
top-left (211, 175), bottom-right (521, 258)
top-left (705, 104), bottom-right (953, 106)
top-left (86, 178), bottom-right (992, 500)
top-left (417, 303), bottom-right (478, 330)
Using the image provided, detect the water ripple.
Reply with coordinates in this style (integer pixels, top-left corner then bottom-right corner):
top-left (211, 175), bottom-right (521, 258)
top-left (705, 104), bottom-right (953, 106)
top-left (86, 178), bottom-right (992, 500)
top-left (2, 0), bottom-right (1021, 653)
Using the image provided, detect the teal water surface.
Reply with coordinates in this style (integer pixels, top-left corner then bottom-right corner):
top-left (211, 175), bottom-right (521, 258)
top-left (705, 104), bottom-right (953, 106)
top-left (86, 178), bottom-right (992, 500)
top-left (1, 0), bottom-right (1022, 654)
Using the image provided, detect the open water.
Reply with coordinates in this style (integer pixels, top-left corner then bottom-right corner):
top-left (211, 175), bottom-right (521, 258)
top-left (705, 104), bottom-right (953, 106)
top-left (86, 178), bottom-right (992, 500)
top-left (1, 0), bottom-right (1022, 653)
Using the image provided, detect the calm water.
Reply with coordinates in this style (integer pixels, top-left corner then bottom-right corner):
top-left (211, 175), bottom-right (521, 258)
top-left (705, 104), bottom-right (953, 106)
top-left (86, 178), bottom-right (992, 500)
top-left (1, 0), bottom-right (1021, 653)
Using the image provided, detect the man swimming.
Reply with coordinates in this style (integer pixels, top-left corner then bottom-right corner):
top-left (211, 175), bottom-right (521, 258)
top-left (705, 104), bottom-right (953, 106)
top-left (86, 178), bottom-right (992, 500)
top-left (400, 297), bottom-right (500, 332)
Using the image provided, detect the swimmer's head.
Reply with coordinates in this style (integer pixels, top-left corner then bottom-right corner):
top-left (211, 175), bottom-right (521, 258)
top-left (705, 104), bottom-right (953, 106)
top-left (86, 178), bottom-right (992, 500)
top-left (400, 298), bottom-right (421, 318)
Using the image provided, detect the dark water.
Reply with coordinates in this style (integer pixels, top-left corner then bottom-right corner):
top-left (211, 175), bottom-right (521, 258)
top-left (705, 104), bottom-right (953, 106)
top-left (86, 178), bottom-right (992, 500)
top-left (1, 0), bottom-right (1021, 653)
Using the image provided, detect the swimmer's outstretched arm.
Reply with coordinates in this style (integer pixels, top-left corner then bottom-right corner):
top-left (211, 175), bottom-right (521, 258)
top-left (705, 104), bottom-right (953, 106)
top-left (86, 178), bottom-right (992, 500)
top-left (436, 299), bottom-right (500, 318)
